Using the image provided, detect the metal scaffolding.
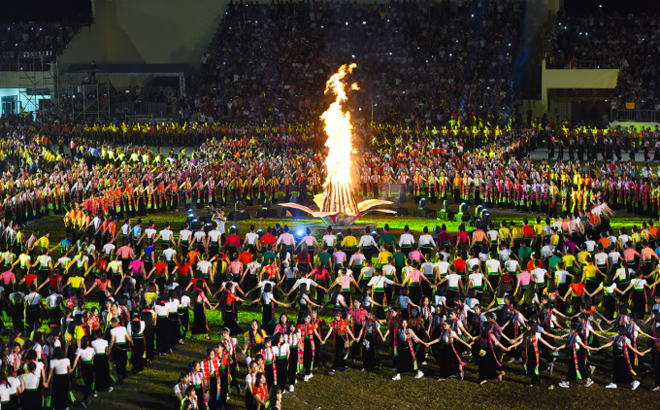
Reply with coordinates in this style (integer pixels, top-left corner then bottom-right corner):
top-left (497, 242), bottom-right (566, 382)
top-left (17, 56), bottom-right (59, 121)
top-left (68, 81), bottom-right (112, 122)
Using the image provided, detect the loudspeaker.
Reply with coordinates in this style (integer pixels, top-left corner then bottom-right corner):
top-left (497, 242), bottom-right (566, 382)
top-left (257, 209), bottom-right (279, 218)
top-left (414, 208), bottom-right (436, 219)
top-left (228, 210), bottom-right (251, 221)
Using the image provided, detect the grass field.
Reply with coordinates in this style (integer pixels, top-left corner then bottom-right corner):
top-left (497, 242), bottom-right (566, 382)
top-left (23, 202), bottom-right (660, 410)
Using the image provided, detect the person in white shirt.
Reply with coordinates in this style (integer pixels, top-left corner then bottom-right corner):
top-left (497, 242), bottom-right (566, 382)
top-left (20, 361), bottom-right (42, 408)
top-left (398, 226), bottom-right (416, 254)
top-left (141, 221), bottom-right (158, 245)
top-left (163, 247), bottom-right (177, 266)
top-left (358, 227), bottom-right (379, 263)
top-left (178, 224), bottom-right (193, 253)
top-left (155, 223), bottom-right (174, 249)
top-left (207, 227), bottom-right (222, 257)
top-left (322, 226), bottom-right (337, 251)
top-left (72, 336), bottom-right (96, 405)
top-left (109, 317), bottom-right (133, 380)
top-left (194, 228), bottom-right (206, 253)
top-left (102, 240), bottom-right (116, 259)
top-left (244, 225), bottom-right (260, 256)
top-left (91, 333), bottom-right (113, 392)
top-left (46, 348), bottom-right (73, 409)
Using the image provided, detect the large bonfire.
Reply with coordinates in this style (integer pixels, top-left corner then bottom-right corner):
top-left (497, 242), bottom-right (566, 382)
top-left (280, 64), bottom-right (393, 225)
top-left (320, 63), bottom-right (360, 216)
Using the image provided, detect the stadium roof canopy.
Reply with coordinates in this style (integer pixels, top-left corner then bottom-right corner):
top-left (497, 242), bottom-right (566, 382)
top-left (64, 63), bottom-right (194, 78)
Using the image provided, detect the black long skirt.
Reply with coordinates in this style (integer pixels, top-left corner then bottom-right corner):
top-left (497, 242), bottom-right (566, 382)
top-left (362, 334), bottom-right (380, 369)
top-left (132, 336), bottom-right (145, 372)
top-left (93, 353), bottom-right (112, 391)
top-left (613, 351), bottom-right (635, 385)
top-left (566, 349), bottom-right (587, 382)
top-left (156, 319), bottom-right (170, 352)
top-left (51, 373), bottom-right (70, 410)
top-left (396, 342), bottom-right (415, 374)
top-left (439, 344), bottom-right (461, 379)
top-left (479, 343), bottom-right (503, 382)
top-left (191, 303), bottom-right (208, 336)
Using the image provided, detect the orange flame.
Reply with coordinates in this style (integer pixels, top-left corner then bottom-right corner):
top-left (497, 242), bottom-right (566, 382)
top-left (320, 63), bottom-right (360, 216)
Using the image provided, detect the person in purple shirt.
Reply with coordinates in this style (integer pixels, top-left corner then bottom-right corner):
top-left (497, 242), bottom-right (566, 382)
top-left (563, 237), bottom-right (578, 255)
top-left (333, 248), bottom-right (347, 273)
top-left (437, 225), bottom-right (455, 247)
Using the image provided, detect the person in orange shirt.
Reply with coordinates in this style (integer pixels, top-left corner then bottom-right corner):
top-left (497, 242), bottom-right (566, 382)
top-left (187, 249), bottom-right (201, 268)
top-left (649, 221), bottom-right (658, 242)
top-left (598, 231), bottom-right (610, 251)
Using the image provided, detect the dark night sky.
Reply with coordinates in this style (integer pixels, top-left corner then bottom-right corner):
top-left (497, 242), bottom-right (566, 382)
top-left (1, 0), bottom-right (657, 23)
top-left (561, 0), bottom-right (656, 16)
top-left (1, 0), bottom-right (92, 23)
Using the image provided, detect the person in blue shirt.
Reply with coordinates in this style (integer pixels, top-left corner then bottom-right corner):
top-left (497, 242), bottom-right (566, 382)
top-left (132, 219), bottom-right (143, 253)
top-left (50, 234), bottom-right (73, 255)
top-left (653, 239), bottom-right (660, 258)
top-left (143, 244), bottom-right (156, 274)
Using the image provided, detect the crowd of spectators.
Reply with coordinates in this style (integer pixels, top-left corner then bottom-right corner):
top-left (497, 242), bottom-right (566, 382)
top-left (0, 17), bottom-right (91, 71)
top-left (180, 0), bottom-right (525, 127)
top-left (545, 11), bottom-right (660, 112)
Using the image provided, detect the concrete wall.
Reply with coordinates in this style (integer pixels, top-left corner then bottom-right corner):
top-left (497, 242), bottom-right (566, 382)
top-left (540, 60), bottom-right (618, 108)
top-left (0, 70), bottom-right (56, 90)
top-left (59, 0), bottom-right (228, 68)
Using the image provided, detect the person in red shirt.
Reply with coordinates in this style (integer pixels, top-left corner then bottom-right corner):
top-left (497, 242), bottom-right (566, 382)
top-left (238, 248), bottom-right (253, 267)
top-left (521, 219), bottom-right (535, 245)
top-left (173, 260), bottom-right (192, 290)
top-left (224, 227), bottom-right (241, 260)
top-left (452, 257), bottom-right (466, 275)
top-left (20, 269), bottom-right (40, 291)
top-left (148, 256), bottom-right (169, 289)
top-left (258, 227), bottom-right (276, 250)
top-left (456, 225), bottom-right (471, 259)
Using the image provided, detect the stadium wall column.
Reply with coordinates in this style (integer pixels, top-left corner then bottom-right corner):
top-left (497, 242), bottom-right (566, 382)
top-left (59, 0), bottom-right (228, 67)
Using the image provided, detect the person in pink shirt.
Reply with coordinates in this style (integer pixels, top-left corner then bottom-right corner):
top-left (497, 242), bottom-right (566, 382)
top-left (403, 262), bottom-right (432, 304)
top-left (295, 228), bottom-right (318, 257)
top-left (129, 259), bottom-right (146, 280)
top-left (0, 268), bottom-right (16, 293)
top-left (623, 242), bottom-right (641, 269)
top-left (514, 270), bottom-right (533, 298)
top-left (276, 225), bottom-right (296, 251)
top-left (330, 270), bottom-right (360, 305)
top-left (407, 244), bottom-right (425, 263)
top-left (348, 251), bottom-right (366, 269)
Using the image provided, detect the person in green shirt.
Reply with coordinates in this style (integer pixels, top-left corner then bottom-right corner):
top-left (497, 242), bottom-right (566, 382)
top-left (379, 224), bottom-right (396, 252)
top-left (392, 246), bottom-right (406, 284)
top-left (261, 244), bottom-right (276, 265)
top-left (518, 241), bottom-right (532, 265)
top-left (548, 251), bottom-right (562, 271)
top-left (316, 246), bottom-right (333, 270)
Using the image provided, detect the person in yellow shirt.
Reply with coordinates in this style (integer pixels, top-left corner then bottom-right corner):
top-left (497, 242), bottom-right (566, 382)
top-left (375, 249), bottom-right (393, 267)
top-left (32, 232), bottom-right (50, 252)
top-left (562, 252), bottom-right (577, 274)
top-left (577, 244), bottom-right (591, 267)
top-left (550, 228), bottom-right (560, 246)
top-left (510, 221), bottom-right (523, 252)
top-left (341, 229), bottom-right (358, 260)
top-left (498, 221), bottom-right (511, 249)
top-left (581, 256), bottom-right (605, 294)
